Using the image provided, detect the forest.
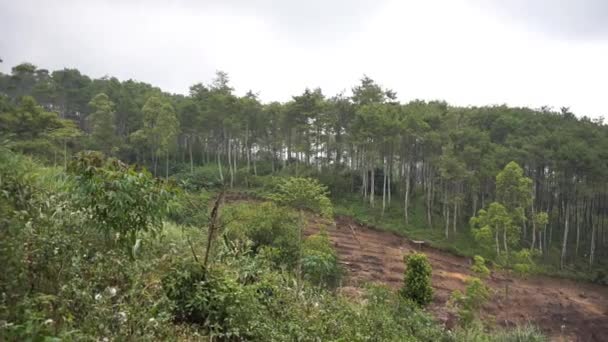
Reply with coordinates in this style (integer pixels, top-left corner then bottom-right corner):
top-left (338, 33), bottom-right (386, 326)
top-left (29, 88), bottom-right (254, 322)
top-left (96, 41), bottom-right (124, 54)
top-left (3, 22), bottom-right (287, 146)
top-left (1, 62), bottom-right (608, 340)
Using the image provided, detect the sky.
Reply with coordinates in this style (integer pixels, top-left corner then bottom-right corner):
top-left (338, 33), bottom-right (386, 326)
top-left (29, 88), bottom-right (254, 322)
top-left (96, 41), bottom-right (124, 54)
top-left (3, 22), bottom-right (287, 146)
top-left (1, 0), bottom-right (607, 118)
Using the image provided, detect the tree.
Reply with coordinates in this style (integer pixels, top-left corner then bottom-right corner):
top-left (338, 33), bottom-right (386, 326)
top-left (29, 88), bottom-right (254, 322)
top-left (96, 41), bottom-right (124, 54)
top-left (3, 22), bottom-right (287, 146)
top-left (88, 93), bottom-right (117, 155)
top-left (496, 161), bottom-right (533, 216)
top-left (400, 252), bottom-right (433, 307)
top-left (49, 118), bottom-right (82, 168)
top-left (267, 177), bottom-right (333, 218)
top-left (0, 96), bottom-right (64, 156)
top-left (135, 96), bottom-right (179, 177)
top-left (268, 177), bottom-right (333, 290)
top-left (471, 202), bottom-right (513, 256)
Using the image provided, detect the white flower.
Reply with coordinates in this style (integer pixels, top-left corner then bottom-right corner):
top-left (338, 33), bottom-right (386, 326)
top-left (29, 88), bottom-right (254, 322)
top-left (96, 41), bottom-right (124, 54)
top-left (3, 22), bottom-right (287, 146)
top-left (44, 319), bottom-right (54, 325)
top-left (117, 312), bottom-right (127, 323)
top-left (107, 287), bottom-right (118, 297)
top-left (95, 293), bottom-right (102, 301)
top-left (148, 317), bottom-right (158, 327)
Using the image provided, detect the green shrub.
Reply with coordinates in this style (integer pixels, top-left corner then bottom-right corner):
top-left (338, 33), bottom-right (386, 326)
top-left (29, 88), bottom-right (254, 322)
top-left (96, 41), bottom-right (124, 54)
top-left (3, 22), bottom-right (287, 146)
top-left (512, 249), bottom-right (537, 277)
top-left (68, 151), bottom-right (173, 246)
top-left (166, 190), bottom-right (212, 227)
top-left (171, 164), bottom-right (224, 190)
top-left (400, 252), bottom-right (433, 307)
top-left (471, 255), bottom-right (490, 278)
top-left (224, 202), bottom-right (300, 267)
top-left (449, 277), bottom-right (491, 328)
top-left (302, 231), bottom-right (341, 288)
top-left (267, 177), bottom-right (333, 218)
top-left (163, 261), bottom-right (260, 338)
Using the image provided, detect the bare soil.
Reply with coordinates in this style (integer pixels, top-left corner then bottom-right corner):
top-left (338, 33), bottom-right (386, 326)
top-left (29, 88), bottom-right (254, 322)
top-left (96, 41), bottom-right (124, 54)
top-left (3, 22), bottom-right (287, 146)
top-left (305, 215), bottom-right (608, 342)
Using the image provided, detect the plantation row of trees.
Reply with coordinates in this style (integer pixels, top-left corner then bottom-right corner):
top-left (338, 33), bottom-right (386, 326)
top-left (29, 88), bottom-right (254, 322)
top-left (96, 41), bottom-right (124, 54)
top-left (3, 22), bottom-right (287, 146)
top-left (1, 62), bottom-right (607, 271)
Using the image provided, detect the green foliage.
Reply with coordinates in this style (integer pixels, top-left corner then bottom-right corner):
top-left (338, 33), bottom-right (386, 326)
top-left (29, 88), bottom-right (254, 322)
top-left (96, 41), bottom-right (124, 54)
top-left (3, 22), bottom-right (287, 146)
top-left (224, 202), bottom-right (300, 268)
top-left (400, 252), bottom-right (433, 307)
top-left (496, 161), bottom-right (533, 214)
top-left (0, 148), bottom-right (202, 341)
top-left (163, 261), bottom-right (260, 339)
top-left (267, 176), bottom-right (333, 218)
top-left (449, 277), bottom-right (491, 328)
top-left (302, 231), bottom-right (342, 288)
top-left (166, 189), bottom-right (212, 227)
top-left (88, 93), bottom-right (118, 154)
top-left (0, 96), bottom-right (68, 158)
top-left (0, 145), bottom-right (546, 341)
top-left (68, 151), bottom-right (173, 246)
top-left (512, 249), bottom-right (538, 277)
top-left (172, 164), bottom-right (224, 190)
top-left (471, 255), bottom-right (490, 278)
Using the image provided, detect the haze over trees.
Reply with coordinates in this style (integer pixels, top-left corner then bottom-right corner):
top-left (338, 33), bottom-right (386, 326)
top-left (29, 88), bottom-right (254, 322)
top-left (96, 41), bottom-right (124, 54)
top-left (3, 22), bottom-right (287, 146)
top-left (1, 62), bottom-right (607, 274)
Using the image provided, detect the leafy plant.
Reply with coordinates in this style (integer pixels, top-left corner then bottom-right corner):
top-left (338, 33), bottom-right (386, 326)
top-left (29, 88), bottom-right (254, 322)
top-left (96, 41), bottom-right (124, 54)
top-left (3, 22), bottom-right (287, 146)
top-left (400, 252), bottom-right (433, 307)
top-left (302, 231), bottom-right (341, 288)
top-left (224, 202), bottom-right (300, 268)
top-left (471, 255), bottom-right (490, 278)
top-left (68, 151), bottom-right (173, 247)
top-left (267, 177), bottom-right (333, 218)
top-left (512, 249), bottom-right (537, 277)
top-left (449, 277), bottom-right (491, 328)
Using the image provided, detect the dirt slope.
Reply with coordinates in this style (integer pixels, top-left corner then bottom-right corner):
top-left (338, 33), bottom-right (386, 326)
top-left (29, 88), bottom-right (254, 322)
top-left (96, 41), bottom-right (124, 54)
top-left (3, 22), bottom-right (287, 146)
top-left (305, 215), bottom-right (608, 341)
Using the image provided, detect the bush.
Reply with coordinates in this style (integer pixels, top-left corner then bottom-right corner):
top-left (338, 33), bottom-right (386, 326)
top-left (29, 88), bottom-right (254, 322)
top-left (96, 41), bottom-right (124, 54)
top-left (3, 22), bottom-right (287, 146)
top-left (163, 261), bottom-right (260, 338)
top-left (512, 249), bottom-right (537, 277)
top-left (267, 177), bottom-right (333, 218)
top-left (302, 231), bottom-right (341, 288)
top-left (223, 202), bottom-right (301, 268)
top-left (166, 190), bottom-right (212, 227)
top-left (471, 255), bottom-right (490, 278)
top-left (449, 277), bottom-right (491, 328)
top-left (171, 164), bottom-right (224, 190)
top-left (400, 252), bottom-right (433, 307)
top-left (68, 151), bottom-right (173, 246)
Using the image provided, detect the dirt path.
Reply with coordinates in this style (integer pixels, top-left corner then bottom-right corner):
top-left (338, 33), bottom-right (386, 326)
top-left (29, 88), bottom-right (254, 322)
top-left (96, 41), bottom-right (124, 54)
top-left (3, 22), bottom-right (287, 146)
top-left (306, 215), bottom-right (608, 341)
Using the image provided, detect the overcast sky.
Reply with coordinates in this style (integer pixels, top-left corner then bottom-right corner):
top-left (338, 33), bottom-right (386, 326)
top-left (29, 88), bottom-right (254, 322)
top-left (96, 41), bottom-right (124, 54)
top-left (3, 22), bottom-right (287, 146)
top-left (1, 0), bottom-right (607, 118)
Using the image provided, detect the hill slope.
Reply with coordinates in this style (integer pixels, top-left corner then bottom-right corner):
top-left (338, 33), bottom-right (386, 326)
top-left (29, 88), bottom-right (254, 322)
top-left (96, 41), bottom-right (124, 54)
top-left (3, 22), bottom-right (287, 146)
top-left (304, 214), bottom-right (608, 341)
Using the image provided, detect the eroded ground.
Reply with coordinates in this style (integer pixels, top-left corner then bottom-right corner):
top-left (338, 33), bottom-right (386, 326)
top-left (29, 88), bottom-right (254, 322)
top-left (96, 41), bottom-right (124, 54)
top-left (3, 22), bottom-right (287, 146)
top-left (307, 215), bottom-right (608, 341)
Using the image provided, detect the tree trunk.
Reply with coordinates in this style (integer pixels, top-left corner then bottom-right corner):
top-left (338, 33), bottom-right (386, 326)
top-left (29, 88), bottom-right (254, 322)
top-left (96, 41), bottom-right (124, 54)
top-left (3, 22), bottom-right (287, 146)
top-left (404, 162), bottom-right (410, 225)
top-left (560, 201), bottom-right (569, 269)
top-left (165, 152), bottom-right (169, 180)
top-left (63, 140), bottom-right (68, 170)
top-left (531, 204), bottom-right (537, 250)
top-left (453, 201), bottom-right (457, 233)
top-left (370, 165), bottom-right (375, 208)
top-left (575, 201), bottom-right (580, 257)
top-left (189, 136), bottom-right (194, 174)
top-left (445, 203), bottom-right (450, 239)
top-left (496, 229), bottom-right (501, 256)
top-left (228, 138), bottom-right (234, 188)
top-left (382, 157), bottom-right (387, 216)
top-left (503, 224), bottom-right (509, 255)
top-left (590, 222), bottom-right (596, 266)
top-left (217, 149), bottom-right (224, 183)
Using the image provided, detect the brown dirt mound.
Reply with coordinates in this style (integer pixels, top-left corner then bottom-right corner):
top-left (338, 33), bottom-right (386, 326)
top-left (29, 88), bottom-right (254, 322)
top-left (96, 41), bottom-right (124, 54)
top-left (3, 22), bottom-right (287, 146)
top-left (306, 215), bottom-right (608, 341)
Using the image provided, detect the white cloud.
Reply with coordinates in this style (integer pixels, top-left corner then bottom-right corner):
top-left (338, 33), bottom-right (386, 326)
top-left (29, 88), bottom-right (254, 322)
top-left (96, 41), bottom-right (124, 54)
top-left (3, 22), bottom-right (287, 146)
top-left (1, 0), bottom-right (606, 118)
